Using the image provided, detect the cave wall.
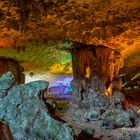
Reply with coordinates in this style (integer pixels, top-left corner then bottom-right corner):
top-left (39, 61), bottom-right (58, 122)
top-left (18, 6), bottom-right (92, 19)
top-left (0, 57), bottom-right (25, 84)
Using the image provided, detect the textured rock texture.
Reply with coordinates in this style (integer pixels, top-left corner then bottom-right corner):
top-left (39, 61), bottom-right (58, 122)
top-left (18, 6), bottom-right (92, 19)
top-left (101, 109), bottom-right (133, 129)
top-left (0, 0), bottom-right (140, 76)
top-left (1, 0), bottom-right (139, 55)
top-left (70, 42), bottom-right (137, 129)
top-left (0, 72), bottom-right (74, 140)
top-left (76, 127), bottom-right (99, 140)
top-left (70, 85), bottom-right (138, 129)
top-left (30, 0), bottom-right (140, 58)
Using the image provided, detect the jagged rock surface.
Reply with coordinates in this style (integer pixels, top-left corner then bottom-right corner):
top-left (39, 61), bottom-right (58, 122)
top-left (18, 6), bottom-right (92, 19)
top-left (0, 72), bottom-right (74, 140)
top-left (70, 82), bottom-right (138, 129)
top-left (101, 109), bottom-right (133, 129)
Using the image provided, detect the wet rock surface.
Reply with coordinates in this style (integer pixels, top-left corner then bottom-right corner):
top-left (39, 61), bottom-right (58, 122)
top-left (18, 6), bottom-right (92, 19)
top-left (0, 72), bottom-right (74, 140)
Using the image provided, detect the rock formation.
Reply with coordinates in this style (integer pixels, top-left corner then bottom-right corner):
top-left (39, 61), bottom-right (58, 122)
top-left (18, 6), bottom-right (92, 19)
top-left (70, 43), bottom-right (139, 129)
top-left (1, 0), bottom-right (139, 54)
top-left (0, 72), bottom-right (74, 140)
top-left (71, 43), bottom-right (124, 98)
top-left (0, 0), bottom-right (140, 77)
top-left (69, 87), bottom-right (139, 129)
top-left (76, 127), bottom-right (99, 140)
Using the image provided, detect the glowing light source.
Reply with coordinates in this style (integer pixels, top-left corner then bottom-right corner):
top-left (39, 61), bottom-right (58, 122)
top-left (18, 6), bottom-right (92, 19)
top-left (105, 85), bottom-right (112, 96)
top-left (85, 66), bottom-right (91, 78)
top-left (49, 62), bottom-right (72, 74)
top-left (137, 109), bottom-right (140, 113)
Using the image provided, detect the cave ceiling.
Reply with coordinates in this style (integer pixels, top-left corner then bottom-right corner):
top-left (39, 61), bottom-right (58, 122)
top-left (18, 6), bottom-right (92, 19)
top-left (0, 0), bottom-right (140, 75)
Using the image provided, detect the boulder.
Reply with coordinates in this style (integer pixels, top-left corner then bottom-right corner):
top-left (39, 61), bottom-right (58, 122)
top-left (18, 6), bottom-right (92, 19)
top-left (100, 118), bottom-right (116, 129)
top-left (77, 127), bottom-right (99, 140)
top-left (110, 91), bottom-right (125, 109)
top-left (101, 109), bottom-right (133, 129)
top-left (0, 72), bottom-right (74, 140)
top-left (98, 94), bottom-right (110, 108)
top-left (84, 108), bottom-right (101, 121)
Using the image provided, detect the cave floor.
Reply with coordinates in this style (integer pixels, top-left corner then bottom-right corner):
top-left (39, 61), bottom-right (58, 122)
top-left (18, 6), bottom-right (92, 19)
top-left (56, 103), bottom-right (140, 140)
top-left (48, 88), bottom-right (140, 140)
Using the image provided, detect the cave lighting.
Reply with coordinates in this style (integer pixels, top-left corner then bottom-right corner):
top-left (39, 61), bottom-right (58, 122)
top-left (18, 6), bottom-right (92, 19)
top-left (25, 72), bottom-right (73, 95)
top-left (25, 72), bottom-right (56, 83)
top-left (48, 76), bottom-right (73, 88)
top-left (85, 66), bottom-right (91, 78)
top-left (105, 85), bottom-right (112, 96)
top-left (137, 109), bottom-right (140, 113)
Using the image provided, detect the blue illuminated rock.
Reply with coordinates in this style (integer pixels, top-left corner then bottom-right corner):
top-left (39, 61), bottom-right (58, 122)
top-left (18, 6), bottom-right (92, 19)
top-left (84, 108), bottom-right (101, 121)
top-left (0, 72), bottom-right (74, 140)
top-left (0, 71), bottom-right (15, 98)
top-left (101, 109), bottom-right (133, 129)
top-left (70, 85), bottom-right (137, 129)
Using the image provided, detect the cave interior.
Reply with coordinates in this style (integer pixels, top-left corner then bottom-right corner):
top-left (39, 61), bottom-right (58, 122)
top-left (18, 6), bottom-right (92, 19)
top-left (0, 0), bottom-right (140, 140)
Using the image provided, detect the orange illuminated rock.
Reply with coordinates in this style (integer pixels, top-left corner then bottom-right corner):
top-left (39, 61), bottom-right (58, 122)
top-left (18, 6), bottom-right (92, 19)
top-left (0, 39), bottom-right (14, 48)
top-left (71, 43), bottom-right (124, 95)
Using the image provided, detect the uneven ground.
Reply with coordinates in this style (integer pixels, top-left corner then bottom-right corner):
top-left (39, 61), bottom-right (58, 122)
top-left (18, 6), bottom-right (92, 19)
top-left (55, 101), bottom-right (140, 140)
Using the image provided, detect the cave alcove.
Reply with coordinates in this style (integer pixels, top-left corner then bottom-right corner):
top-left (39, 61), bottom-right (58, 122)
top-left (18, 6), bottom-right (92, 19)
top-left (0, 57), bottom-right (25, 84)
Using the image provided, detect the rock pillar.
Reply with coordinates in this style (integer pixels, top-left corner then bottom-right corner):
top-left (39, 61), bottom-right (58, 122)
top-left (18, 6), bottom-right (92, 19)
top-left (71, 43), bottom-right (124, 100)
